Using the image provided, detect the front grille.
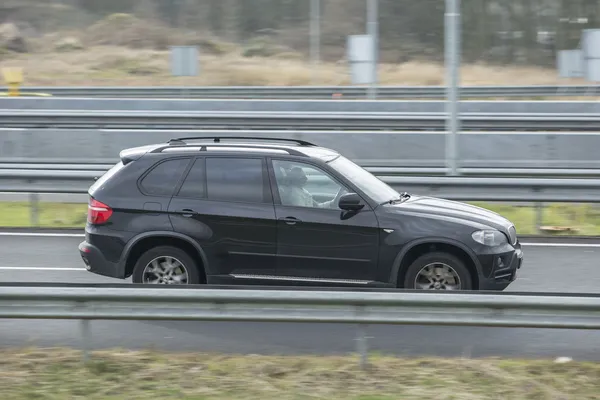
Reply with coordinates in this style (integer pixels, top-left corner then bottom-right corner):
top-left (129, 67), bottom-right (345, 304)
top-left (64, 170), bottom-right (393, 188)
top-left (508, 225), bottom-right (517, 245)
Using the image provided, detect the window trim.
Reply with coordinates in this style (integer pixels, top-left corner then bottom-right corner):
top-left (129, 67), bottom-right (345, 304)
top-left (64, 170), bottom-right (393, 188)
top-left (174, 156), bottom-right (207, 200)
top-left (202, 155), bottom-right (274, 205)
top-left (267, 156), bottom-right (372, 211)
top-left (137, 156), bottom-right (193, 198)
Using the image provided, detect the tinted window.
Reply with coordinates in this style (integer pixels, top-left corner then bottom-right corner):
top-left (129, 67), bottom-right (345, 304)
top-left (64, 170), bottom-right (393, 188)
top-left (89, 161), bottom-right (124, 193)
top-left (177, 158), bottom-right (206, 199)
top-left (140, 158), bottom-right (190, 196)
top-left (206, 157), bottom-right (265, 203)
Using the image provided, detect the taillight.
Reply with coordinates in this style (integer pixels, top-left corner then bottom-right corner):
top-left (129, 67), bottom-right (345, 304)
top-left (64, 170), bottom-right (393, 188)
top-left (88, 198), bottom-right (113, 225)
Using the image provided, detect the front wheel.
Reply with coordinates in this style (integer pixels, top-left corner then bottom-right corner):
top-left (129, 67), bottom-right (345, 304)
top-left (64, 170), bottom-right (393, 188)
top-left (131, 246), bottom-right (201, 285)
top-left (403, 252), bottom-right (473, 291)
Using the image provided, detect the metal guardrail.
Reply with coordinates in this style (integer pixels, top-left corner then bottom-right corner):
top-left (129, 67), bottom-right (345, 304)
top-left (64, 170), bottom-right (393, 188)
top-left (4, 128), bottom-right (600, 171)
top-left (3, 172), bottom-right (600, 203)
top-left (4, 170), bottom-right (600, 199)
top-left (3, 172), bottom-right (600, 228)
top-left (5, 85), bottom-right (600, 99)
top-left (1, 284), bottom-right (599, 365)
top-left (2, 110), bottom-right (600, 131)
top-left (5, 163), bottom-right (600, 178)
top-left (3, 98), bottom-right (600, 115)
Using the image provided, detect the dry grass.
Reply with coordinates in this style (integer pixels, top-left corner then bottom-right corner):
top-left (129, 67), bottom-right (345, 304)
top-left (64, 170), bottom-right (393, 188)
top-left (0, 42), bottom-right (588, 87)
top-left (0, 11), bottom-right (588, 88)
top-left (1, 347), bottom-right (598, 399)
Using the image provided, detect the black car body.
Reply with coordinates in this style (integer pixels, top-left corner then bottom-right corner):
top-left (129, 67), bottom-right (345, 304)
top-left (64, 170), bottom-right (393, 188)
top-left (79, 137), bottom-right (523, 290)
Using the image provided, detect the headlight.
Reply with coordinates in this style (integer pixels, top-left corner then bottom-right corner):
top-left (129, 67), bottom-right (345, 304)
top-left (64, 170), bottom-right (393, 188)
top-left (471, 230), bottom-right (507, 246)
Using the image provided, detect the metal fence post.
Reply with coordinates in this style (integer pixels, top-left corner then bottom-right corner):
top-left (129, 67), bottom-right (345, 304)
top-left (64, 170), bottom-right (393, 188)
top-left (356, 323), bottom-right (369, 369)
top-left (444, 0), bottom-right (461, 176)
top-left (366, 0), bottom-right (379, 99)
top-left (310, 0), bottom-right (321, 84)
top-left (81, 319), bottom-right (91, 363)
top-left (535, 202), bottom-right (544, 233)
top-left (29, 192), bottom-right (39, 227)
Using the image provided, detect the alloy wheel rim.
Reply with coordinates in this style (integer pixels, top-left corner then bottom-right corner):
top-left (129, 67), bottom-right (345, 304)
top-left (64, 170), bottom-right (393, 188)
top-left (414, 262), bottom-right (461, 290)
top-left (142, 256), bottom-right (189, 284)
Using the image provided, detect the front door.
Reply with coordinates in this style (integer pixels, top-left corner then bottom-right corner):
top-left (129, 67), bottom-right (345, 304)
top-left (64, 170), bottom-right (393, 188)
top-left (168, 156), bottom-right (278, 280)
top-left (269, 158), bottom-right (380, 284)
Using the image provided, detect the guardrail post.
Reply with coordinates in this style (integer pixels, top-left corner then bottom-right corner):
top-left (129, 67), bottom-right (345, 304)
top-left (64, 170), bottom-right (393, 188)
top-left (81, 319), bottom-right (91, 363)
top-left (356, 323), bottom-right (369, 369)
top-left (535, 202), bottom-right (544, 233)
top-left (29, 192), bottom-right (39, 227)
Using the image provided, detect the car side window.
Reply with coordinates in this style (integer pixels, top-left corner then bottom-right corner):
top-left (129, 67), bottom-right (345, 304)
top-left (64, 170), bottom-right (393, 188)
top-left (177, 158), bottom-right (205, 199)
top-left (206, 157), bottom-right (268, 203)
top-left (272, 160), bottom-right (349, 210)
top-left (140, 157), bottom-right (191, 196)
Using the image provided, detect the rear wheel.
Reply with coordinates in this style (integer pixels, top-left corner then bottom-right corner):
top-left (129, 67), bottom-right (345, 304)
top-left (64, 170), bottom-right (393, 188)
top-left (403, 252), bottom-right (473, 291)
top-left (131, 245), bottom-right (201, 285)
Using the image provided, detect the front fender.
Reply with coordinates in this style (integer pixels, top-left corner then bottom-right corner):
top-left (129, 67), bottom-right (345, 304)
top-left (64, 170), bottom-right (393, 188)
top-left (389, 236), bottom-right (483, 286)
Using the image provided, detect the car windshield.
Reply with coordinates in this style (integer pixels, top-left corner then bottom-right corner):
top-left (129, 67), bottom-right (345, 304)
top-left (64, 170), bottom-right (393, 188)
top-left (327, 155), bottom-right (401, 204)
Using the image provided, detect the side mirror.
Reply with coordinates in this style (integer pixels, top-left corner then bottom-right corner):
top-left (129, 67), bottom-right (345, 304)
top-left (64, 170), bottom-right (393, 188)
top-left (338, 193), bottom-right (364, 211)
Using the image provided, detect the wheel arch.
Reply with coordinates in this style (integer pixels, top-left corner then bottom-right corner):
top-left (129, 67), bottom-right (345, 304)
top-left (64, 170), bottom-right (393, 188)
top-left (390, 237), bottom-right (482, 290)
top-left (119, 231), bottom-right (210, 280)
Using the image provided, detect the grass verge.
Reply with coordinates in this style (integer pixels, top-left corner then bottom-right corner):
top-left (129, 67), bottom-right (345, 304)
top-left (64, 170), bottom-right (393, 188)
top-left (1, 43), bottom-right (588, 88)
top-left (0, 348), bottom-right (597, 399)
top-left (0, 201), bottom-right (599, 236)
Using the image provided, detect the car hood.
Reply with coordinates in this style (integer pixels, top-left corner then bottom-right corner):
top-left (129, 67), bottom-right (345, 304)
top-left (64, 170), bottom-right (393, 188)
top-left (382, 195), bottom-right (513, 231)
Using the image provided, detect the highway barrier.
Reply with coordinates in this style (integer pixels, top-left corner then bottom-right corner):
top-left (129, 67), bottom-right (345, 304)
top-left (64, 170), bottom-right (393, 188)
top-left (2, 109), bottom-right (600, 131)
top-left (3, 84), bottom-right (600, 99)
top-left (2, 129), bottom-right (600, 171)
top-left (2, 97), bottom-right (600, 115)
top-left (3, 172), bottom-right (600, 203)
top-left (1, 284), bottom-right (599, 365)
top-left (2, 171), bottom-right (600, 227)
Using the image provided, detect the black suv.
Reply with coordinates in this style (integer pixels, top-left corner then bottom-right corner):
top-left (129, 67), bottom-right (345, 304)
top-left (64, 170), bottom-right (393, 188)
top-left (79, 136), bottom-right (523, 291)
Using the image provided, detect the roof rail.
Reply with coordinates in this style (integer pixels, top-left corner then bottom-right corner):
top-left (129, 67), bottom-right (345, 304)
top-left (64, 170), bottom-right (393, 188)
top-left (167, 136), bottom-right (317, 147)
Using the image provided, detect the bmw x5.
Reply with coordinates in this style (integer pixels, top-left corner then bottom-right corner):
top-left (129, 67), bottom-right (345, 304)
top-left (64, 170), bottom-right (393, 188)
top-left (79, 136), bottom-right (523, 291)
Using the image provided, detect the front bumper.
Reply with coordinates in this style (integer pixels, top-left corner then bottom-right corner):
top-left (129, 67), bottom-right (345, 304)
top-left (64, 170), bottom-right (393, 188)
top-left (478, 247), bottom-right (523, 291)
top-left (79, 241), bottom-right (125, 279)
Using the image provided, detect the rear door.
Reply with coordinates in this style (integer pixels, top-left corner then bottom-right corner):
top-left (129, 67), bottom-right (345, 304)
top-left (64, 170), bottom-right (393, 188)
top-left (168, 155), bottom-right (278, 279)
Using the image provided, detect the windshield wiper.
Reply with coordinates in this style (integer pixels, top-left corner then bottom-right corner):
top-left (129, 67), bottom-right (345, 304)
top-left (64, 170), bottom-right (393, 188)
top-left (379, 192), bottom-right (411, 206)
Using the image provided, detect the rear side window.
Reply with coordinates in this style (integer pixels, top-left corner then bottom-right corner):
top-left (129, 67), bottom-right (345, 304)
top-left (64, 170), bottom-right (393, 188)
top-left (177, 158), bottom-right (206, 199)
top-left (206, 157), bottom-right (267, 203)
top-left (140, 158), bottom-right (190, 196)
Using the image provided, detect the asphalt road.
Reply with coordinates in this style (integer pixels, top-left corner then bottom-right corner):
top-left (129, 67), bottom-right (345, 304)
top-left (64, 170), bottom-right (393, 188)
top-left (1, 232), bottom-right (600, 360)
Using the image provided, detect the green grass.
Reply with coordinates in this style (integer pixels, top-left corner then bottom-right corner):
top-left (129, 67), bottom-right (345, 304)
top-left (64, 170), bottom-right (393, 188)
top-left (0, 201), bottom-right (599, 236)
top-left (0, 202), bottom-right (87, 228)
top-left (0, 347), bottom-right (598, 399)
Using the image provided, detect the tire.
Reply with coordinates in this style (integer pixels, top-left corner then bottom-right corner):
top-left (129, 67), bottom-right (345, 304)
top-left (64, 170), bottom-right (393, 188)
top-left (402, 252), bottom-right (473, 291)
top-left (131, 245), bottom-right (201, 285)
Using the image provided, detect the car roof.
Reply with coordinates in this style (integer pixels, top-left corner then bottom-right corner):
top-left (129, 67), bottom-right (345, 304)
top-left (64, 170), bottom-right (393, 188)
top-left (120, 137), bottom-right (341, 164)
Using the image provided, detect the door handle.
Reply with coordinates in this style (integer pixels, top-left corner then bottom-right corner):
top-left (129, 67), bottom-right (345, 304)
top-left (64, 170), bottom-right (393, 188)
top-left (280, 216), bottom-right (301, 225)
top-left (180, 208), bottom-right (197, 217)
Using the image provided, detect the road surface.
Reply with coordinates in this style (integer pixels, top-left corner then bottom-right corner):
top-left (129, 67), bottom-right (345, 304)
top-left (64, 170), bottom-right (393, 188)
top-left (0, 232), bottom-right (599, 360)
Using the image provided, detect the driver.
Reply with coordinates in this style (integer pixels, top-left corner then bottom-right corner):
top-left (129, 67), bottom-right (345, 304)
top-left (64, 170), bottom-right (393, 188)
top-left (284, 167), bottom-right (337, 209)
